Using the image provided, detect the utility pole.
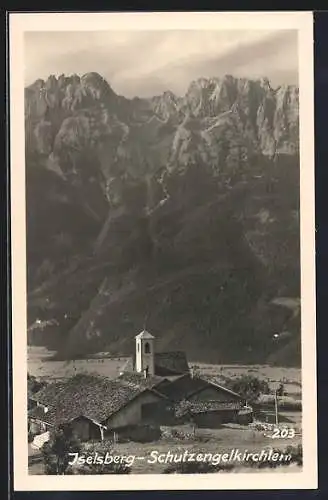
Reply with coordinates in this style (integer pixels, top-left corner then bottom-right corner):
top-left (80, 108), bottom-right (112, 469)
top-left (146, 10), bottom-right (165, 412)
top-left (274, 389), bottom-right (279, 426)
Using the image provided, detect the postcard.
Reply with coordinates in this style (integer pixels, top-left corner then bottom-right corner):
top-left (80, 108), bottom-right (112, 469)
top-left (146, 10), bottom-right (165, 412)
top-left (9, 11), bottom-right (317, 491)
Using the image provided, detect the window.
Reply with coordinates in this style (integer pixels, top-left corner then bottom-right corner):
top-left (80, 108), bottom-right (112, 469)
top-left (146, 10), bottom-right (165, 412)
top-left (137, 342), bottom-right (140, 353)
top-left (145, 342), bottom-right (151, 354)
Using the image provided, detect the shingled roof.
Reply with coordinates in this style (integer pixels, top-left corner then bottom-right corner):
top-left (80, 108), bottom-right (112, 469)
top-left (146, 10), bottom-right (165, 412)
top-left (174, 400), bottom-right (242, 418)
top-left (30, 374), bottom-right (103, 405)
top-left (30, 374), bottom-right (157, 426)
top-left (195, 375), bottom-right (241, 398)
top-left (120, 350), bottom-right (189, 376)
top-left (158, 373), bottom-right (241, 402)
top-left (154, 351), bottom-right (189, 375)
top-left (28, 405), bottom-right (58, 426)
top-left (116, 372), bottom-right (168, 394)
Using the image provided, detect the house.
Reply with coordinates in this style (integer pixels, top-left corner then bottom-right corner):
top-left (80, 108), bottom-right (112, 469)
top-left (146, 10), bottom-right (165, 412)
top-left (139, 373), bottom-right (244, 426)
top-left (119, 331), bottom-right (245, 427)
top-left (156, 372), bottom-right (243, 403)
top-left (29, 373), bottom-right (168, 441)
top-left (29, 406), bottom-right (105, 441)
top-left (29, 329), bottom-right (246, 440)
top-left (28, 373), bottom-right (45, 411)
top-left (174, 400), bottom-right (242, 427)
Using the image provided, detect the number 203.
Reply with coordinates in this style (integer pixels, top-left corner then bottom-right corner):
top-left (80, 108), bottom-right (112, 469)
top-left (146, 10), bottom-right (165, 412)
top-left (272, 427), bottom-right (296, 439)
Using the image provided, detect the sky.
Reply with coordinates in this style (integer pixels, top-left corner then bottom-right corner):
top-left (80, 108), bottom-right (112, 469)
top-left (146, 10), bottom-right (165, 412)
top-left (24, 30), bottom-right (298, 98)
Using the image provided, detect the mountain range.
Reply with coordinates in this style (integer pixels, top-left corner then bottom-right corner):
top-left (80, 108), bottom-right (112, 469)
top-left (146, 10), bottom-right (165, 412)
top-left (25, 72), bottom-right (300, 365)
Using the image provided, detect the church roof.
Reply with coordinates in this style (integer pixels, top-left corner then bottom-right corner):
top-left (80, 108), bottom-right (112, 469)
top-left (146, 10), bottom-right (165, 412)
top-left (116, 371), bottom-right (168, 393)
top-left (154, 351), bottom-right (189, 376)
top-left (120, 350), bottom-right (190, 376)
top-left (135, 330), bottom-right (155, 340)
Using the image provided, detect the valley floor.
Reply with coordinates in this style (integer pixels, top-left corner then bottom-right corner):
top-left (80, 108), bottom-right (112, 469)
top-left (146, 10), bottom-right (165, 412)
top-left (27, 346), bottom-right (302, 395)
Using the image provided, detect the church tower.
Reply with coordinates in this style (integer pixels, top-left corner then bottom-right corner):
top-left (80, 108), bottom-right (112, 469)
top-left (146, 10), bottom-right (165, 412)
top-left (135, 330), bottom-right (155, 376)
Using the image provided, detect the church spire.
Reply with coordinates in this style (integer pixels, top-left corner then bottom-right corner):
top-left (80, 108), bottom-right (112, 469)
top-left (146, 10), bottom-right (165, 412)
top-left (135, 327), bottom-right (155, 376)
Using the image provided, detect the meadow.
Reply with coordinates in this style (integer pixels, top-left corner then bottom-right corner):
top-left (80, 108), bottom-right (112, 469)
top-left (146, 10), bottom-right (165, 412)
top-left (28, 346), bottom-right (302, 398)
top-left (27, 346), bottom-right (131, 381)
top-left (190, 363), bottom-right (301, 397)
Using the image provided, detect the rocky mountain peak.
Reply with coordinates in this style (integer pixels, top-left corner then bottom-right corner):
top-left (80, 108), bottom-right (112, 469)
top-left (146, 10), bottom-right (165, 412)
top-left (25, 71), bottom-right (300, 365)
top-left (80, 72), bottom-right (116, 101)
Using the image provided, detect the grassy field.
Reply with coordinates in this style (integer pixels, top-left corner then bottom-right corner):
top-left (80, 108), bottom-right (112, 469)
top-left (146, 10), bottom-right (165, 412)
top-left (191, 363), bottom-right (301, 397)
top-left (28, 347), bottom-right (302, 398)
top-left (27, 346), bottom-right (131, 381)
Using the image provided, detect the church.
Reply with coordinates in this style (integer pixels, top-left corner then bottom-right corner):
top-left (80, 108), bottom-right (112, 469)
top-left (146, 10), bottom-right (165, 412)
top-left (120, 329), bottom-right (190, 377)
top-left (29, 330), bottom-right (249, 443)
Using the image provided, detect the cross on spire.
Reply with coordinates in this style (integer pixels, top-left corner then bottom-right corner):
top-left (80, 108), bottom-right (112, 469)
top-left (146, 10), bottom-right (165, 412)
top-left (143, 312), bottom-right (149, 331)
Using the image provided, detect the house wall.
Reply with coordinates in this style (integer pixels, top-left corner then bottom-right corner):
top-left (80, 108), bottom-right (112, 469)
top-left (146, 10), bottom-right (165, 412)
top-left (141, 400), bottom-right (177, 425)
top-left (71, 418), bottom-right (90, 441)
top-left (105, 390), bottom-right (164, 430)
top-left (189, 386), bottom-right (239, 402)
top-left (71, 417), bottom-right (102, 441)
top-left (28, 398), bottom-right (37, 411)
top-left (29, 416), bottom-right (101, 441)
top-left (237, 411), bottom-right (253, 425)
top-left (108, 424), bottom-right (162, 443)
top-left (193, 410), bottom-right (238, 428)
top-left (29, 418), bottom-right (52, 435)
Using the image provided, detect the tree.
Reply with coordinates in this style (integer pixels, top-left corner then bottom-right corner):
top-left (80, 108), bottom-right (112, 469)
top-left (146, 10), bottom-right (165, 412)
top-left (226, 375), bottom-right (270, 404)
top-left (27, 372), bottom-right (47, 396)
top-left (76, 441), bottom-right (132, 475)
top-left (286, 444), bottom-right (302, 466)
top-left (41, 424), bottom-right (81, 475)
top-left (276, 383), bottom-right (285, 397)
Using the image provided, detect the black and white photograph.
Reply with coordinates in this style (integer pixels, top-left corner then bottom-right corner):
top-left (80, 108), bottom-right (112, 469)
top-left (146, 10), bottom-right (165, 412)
top-left (9, 11), bottom-right (316, 491)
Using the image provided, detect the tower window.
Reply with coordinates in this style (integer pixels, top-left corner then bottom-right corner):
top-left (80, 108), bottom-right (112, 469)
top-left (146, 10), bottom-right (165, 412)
top-left (144, 342), bottom-right (151, 354)
top-left (137, 343), bottom-right (140, 353)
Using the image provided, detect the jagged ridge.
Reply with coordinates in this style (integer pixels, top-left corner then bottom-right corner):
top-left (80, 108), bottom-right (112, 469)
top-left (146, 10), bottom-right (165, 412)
top-left (25, 72), bottom-right (300, 366)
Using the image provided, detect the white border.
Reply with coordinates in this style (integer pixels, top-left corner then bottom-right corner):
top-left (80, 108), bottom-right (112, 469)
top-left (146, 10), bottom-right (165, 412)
top-left (9, 11), bottom-right (317, 491)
